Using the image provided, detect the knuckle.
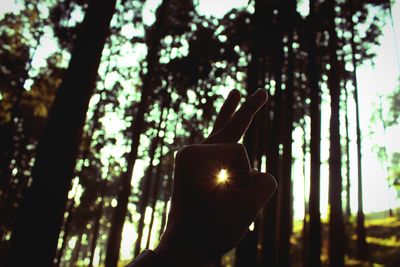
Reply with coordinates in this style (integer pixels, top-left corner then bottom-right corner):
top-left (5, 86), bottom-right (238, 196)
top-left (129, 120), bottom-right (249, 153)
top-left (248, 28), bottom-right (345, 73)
top-left (231, 143), bottom-right (246, 154)
top-left (175, 145), bottom-right (196, 160)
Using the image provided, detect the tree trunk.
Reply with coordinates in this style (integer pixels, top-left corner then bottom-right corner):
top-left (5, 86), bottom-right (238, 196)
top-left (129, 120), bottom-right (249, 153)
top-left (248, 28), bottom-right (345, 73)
top-left (134, 102), bottom-right (168, 256)
top-left (344, 86), bottom-right (351, 219)
top-left (104, 1), bottom-right (170, 266)
top-left (88, 179), bottom-right (107, 267)
top-left (347, 1), bottom-right (369, 259)
top-left (145, 103), bottom-right (171, 249)
top-left (327, 1), bottom-right (345, 266)
top-left (71, 234), bottom-right (83, 267)
top-left (5, 0), bottom-right (116, 266)
top-left (307, 1), bottom-right (322, 267)
top-left (302, 118), bottom-right (308, 267)
top-left (235, 1), bottom-right (267, 266)
top-left (261, 3), bottom-right (283, 265)
top-left (55, 201), bottom-right (75, 267)
top-left (145, 139), bottom-right (165, 249)
top-left (276, 3), bottom-right (296, 266)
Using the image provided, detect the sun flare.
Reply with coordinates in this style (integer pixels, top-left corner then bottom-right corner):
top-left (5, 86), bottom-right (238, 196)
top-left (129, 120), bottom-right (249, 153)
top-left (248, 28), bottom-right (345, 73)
top-left (217, 169), bottom-right (229, 183)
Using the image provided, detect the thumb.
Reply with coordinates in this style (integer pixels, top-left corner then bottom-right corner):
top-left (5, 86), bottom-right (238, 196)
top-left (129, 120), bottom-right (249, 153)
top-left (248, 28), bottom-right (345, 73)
top-left (244, 169), bottom-right (277, 210)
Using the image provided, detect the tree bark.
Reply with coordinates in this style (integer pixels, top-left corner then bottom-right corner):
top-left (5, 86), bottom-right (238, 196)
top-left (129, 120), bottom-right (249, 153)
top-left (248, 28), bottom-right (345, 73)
top-left (276, 3), bottom-right (296, 266)
top-left (344, 86), bottom-right (351, 219)
top-left (235, 1), bottom-right (267, 266)
top-left (88, 179), bottom-right (107, 267)
top-left (307, 1), bottom-right (322, 267)
top-left (133, 103), bottom-right (168, 257)
top-left (327, 1), bottom-right (345, 266)
top-left (104, 1), bottom-right (170, 266)
top-left (5, 0), bottom-right (116, 266)
top-left (347, 1), bottom-right (369, 259)
top-left (261, 11), bottom-right (283, 267)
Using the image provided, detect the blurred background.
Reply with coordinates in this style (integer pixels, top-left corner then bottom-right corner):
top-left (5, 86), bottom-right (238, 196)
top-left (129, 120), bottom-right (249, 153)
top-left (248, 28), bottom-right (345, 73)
top-left (0, 0), bottom-right (399, 266)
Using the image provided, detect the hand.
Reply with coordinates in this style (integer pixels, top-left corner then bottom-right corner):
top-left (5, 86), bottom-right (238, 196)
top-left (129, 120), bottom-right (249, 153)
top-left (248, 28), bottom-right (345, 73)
top-left (155, 89), bottom-right (277, 267)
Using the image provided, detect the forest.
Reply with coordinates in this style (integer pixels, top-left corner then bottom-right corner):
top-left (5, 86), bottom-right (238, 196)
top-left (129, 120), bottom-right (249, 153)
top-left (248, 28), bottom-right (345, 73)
top-left (0, 0), bottom-right (399, 266)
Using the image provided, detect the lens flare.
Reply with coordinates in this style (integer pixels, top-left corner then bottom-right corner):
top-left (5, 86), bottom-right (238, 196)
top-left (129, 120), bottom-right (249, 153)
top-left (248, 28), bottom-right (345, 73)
top-left (217, 169), bottom-right (229, 183)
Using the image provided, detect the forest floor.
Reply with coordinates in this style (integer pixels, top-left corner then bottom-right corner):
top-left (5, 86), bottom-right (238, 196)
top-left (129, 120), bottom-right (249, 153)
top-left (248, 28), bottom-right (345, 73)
top-left (116, 212), bottom-right (400, 267)
top-left (292, 212), bottom-right (400, 267)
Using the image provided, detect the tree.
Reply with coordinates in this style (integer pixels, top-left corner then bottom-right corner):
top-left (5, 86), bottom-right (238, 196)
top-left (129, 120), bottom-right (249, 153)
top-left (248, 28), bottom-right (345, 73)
top-left (276, 1), bottom-right (297, 266)
top-left (235, 1), bottom-right (267, 266)
top-left (347, 0), bottom-right (369, 259)
top-left (105, 1), bottom-right (172, 265)
top-left (306, 0), bottom-right (322, 266)
top-left (133, 101), bottom-right (169, 256)
top-left (5, 0), bottom-right (117, 265)
top-left (326, 0), bottom-right (345, 266)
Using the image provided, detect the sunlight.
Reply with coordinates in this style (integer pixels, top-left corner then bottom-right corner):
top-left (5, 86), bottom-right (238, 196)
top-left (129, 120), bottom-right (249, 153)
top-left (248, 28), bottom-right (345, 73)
top-left (217, 169), bottom-right (229, 184)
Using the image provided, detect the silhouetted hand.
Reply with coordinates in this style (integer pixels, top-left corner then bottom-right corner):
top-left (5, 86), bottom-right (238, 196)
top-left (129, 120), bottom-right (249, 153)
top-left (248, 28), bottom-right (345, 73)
top-left (155, 89), bottom-right (277, 267)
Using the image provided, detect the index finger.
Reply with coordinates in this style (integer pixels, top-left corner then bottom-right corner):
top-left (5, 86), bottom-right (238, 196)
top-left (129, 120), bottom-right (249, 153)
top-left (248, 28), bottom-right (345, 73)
top-left (203, 88), bottom-right (267, 144)
top-left (210, 89), bottom-right (241, 135)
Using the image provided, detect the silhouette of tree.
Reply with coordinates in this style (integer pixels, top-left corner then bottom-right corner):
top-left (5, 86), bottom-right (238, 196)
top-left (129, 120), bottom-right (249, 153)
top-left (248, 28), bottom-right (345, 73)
top-left (5, 0), bottom-right (117, 265)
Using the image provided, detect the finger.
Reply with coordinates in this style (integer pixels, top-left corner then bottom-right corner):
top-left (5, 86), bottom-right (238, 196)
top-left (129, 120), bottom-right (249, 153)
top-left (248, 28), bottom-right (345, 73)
top-left (210, 89), bottom-right (241, 135)
top-left (244, 170), bottom-right (277, 212)
top-left (204, 88), bottom-right (267, 144)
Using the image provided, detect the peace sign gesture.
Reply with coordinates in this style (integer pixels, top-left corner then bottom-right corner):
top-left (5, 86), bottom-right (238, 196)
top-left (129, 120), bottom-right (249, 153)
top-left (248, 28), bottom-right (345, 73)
top-left (155, 89), bottom-right (277, 267)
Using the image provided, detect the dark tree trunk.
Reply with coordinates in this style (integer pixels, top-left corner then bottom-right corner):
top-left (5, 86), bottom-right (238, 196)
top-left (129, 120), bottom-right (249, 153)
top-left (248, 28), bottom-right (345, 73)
top-left (344, 86), bottom-right (351, 220)
top-left (71, 234), bottom-right (83, 267)
top-left (145, 116), bottom-right (169, 249)
top-left (104, 1), bottom-right (170, 266)
top-left (56, 90), bottom-right (105, 267)
top-left (55, 201), bottom-right (75, 267)
top-left (88, 179), bottom-right (107, 267)
top-left (159, 154), bottom-right (174, 238)
top-left (327, 1), bottom-right (345, 266)
top-left (5, 0), bottom-right (116, 266)
top-left (306, 1), bottom-right (322, 267)
top-left (134, 103), bottom-right (168, 256)
top-left (301, 118), bottom-right (308, 267)
top-left (261, 3), bottom-right (283, 265)
top-left (276, 3), bottom-right (296, 266)
top-left (235, 1), bottom-right (267, 266)
top-left (348, 2), bottom-right (369, 258)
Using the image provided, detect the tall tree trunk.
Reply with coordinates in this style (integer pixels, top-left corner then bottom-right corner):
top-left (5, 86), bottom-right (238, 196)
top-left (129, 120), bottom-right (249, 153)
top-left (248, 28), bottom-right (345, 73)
top-left (327, 1), bottom-right (345, 266)
top-left (235, 1), bottom-right (267, 266)
top-left (104, 1), bottom-right (170, 266)
top-left (71, 234), bottom-right (83, 267)
top-left (159, 153), bottom-right (174, 238)
top-left (145, 136), bottom-right (166, 249)
top-left (88, 179), bottom-right (107, 267)
top-left (301, 118), bottom-right (308, 267)
top-left (5, 0), bottom-right (116, 266)
top-left (56, 89), bottom-right (105, 266)
top-left (133, 102), bottom-right (168, 256)
top-left (55, 197), bottom-right (76, 266)
top-left (307, 1), bottom-right (322, 266)
top-left (158, 112), bottom-right (180, 238)
top-left (347, 1), bottom-right (369, 259)
top-left (344, 86), bottom-right (351, 219)
top-left (145, 104), bottom-right (171, 249)
top-left (261, 7), bottom-right (283, 267)
top-left (276, 3), bottom-right (296, 266)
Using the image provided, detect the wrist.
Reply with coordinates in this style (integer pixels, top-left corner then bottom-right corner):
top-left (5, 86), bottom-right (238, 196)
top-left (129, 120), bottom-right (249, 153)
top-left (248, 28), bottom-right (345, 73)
top-left (155, 228), bottom-right (213, 267)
